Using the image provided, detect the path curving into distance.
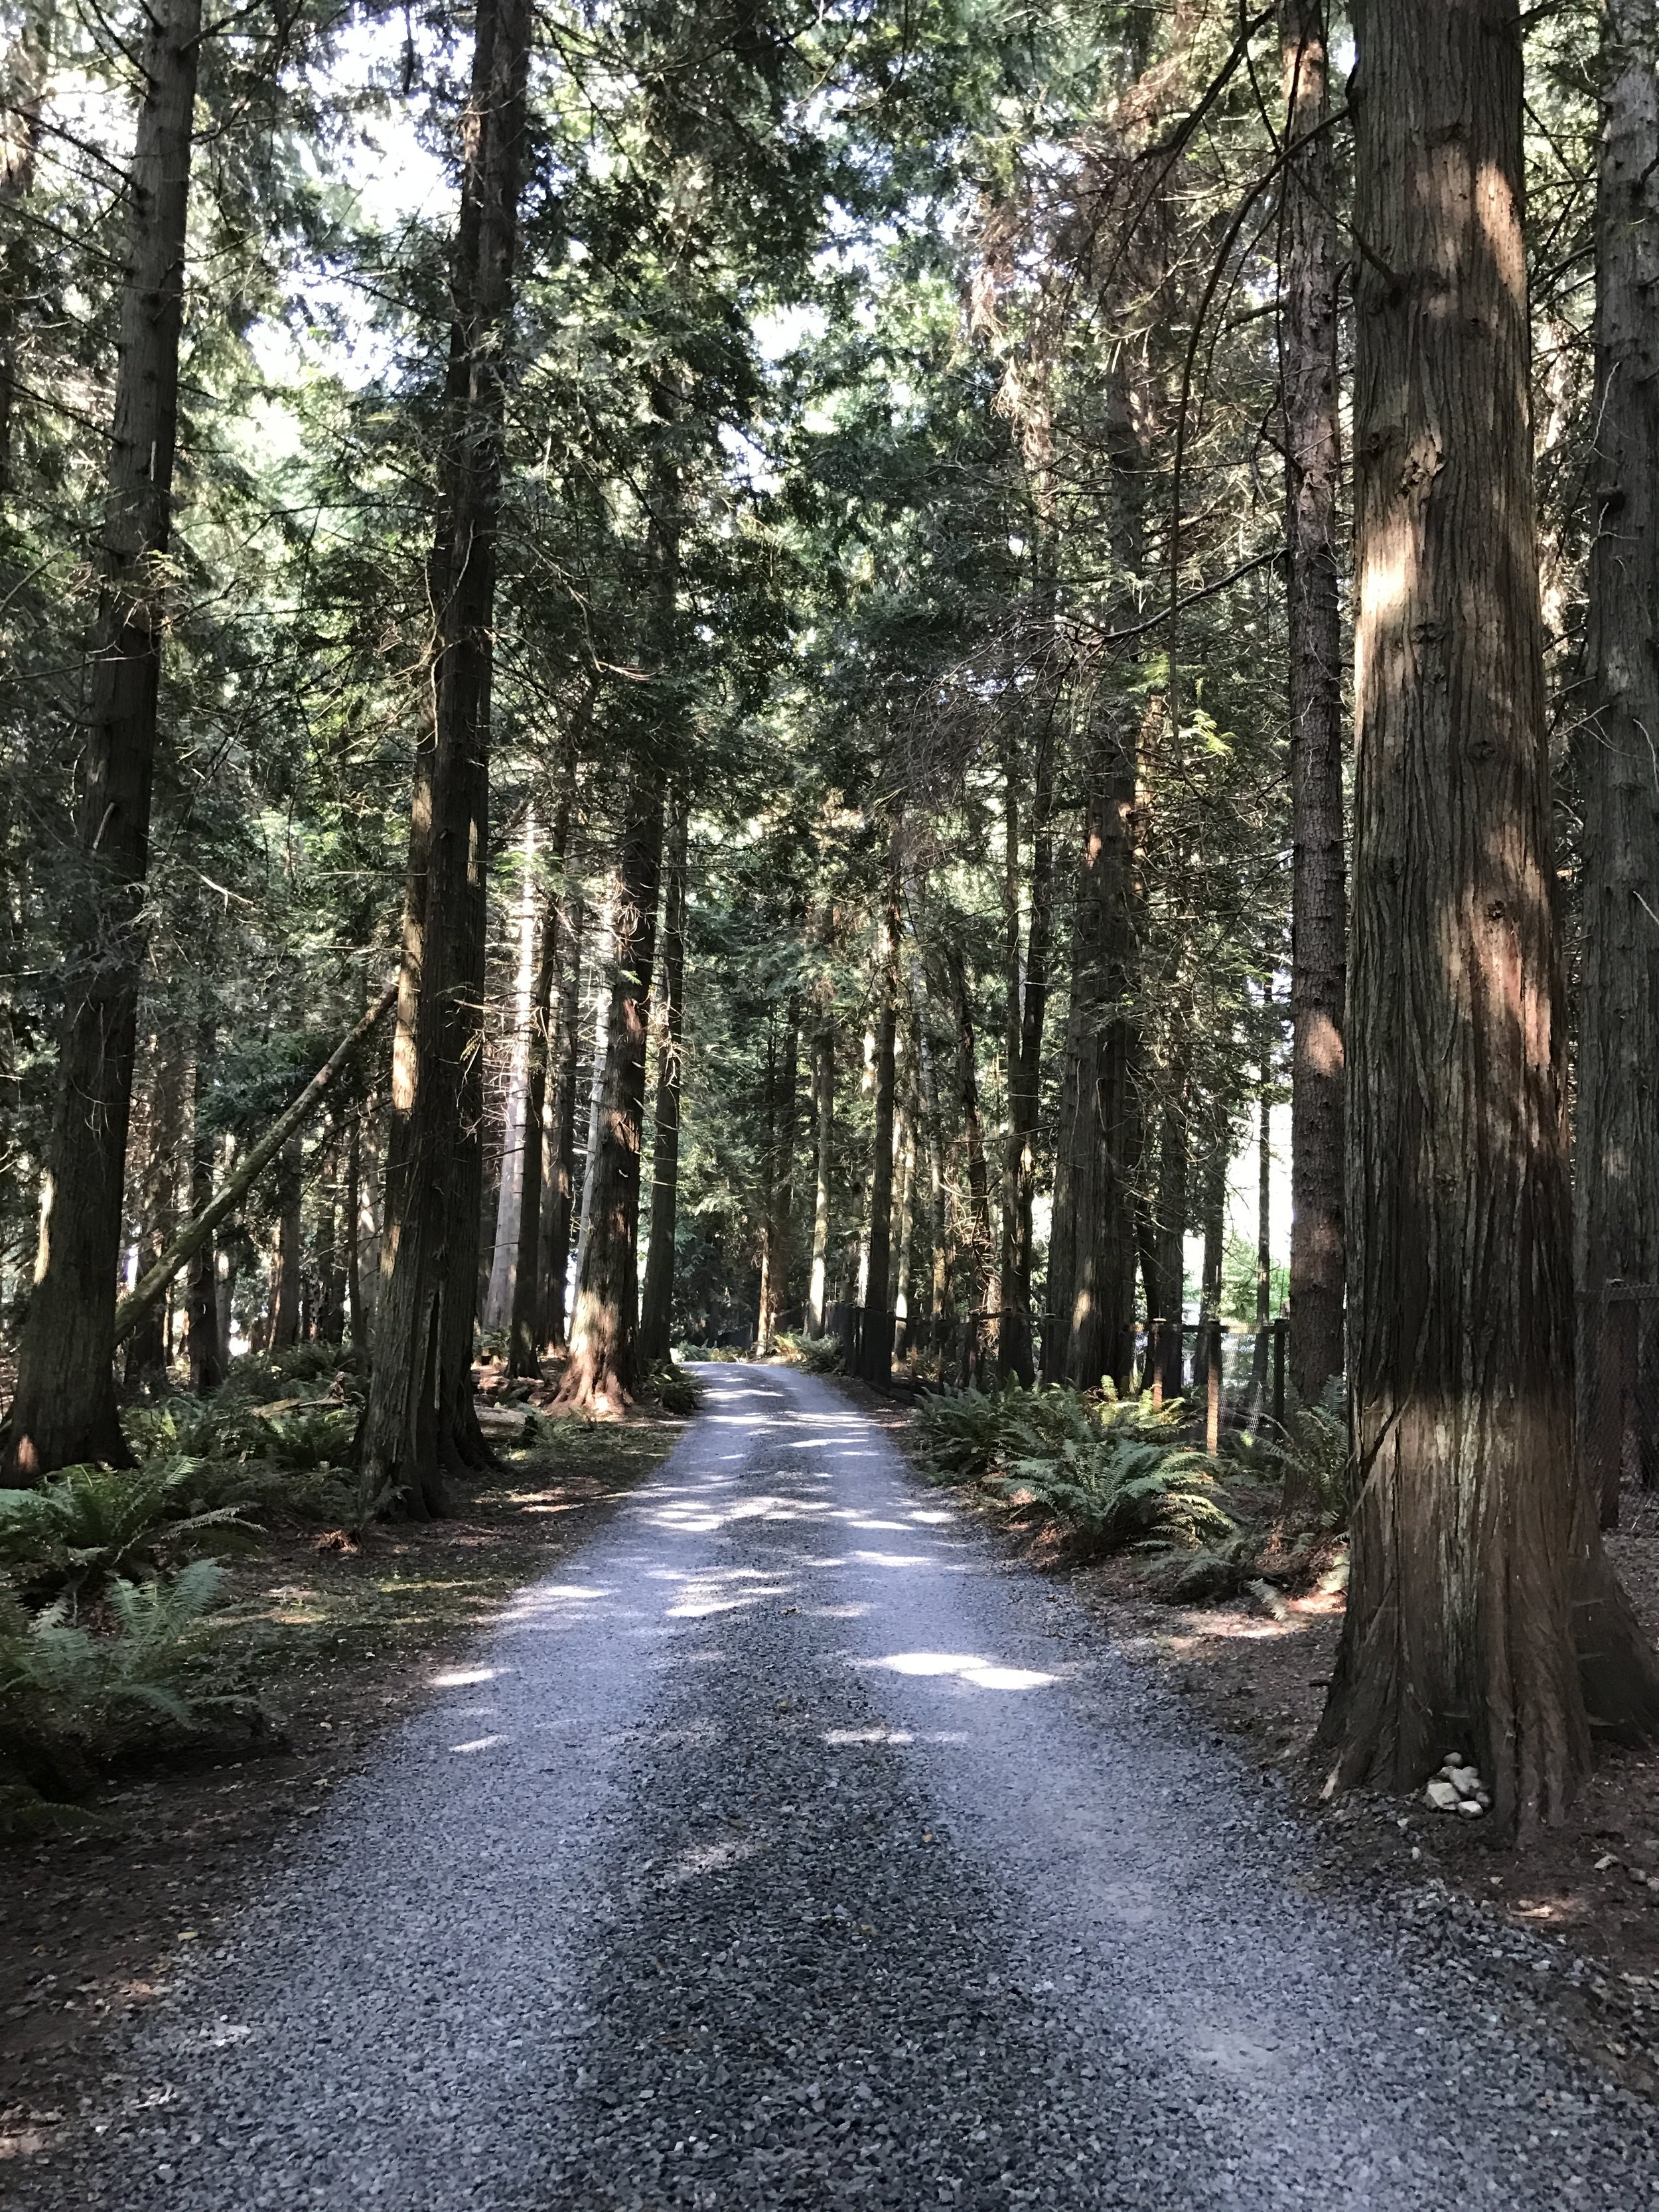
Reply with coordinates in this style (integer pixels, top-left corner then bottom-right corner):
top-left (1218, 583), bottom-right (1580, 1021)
top-left (21, 1363), bottom-right (1658, 2209)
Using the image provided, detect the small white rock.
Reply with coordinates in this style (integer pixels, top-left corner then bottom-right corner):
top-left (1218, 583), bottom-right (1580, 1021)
top-left (1445, 1764), bottom-right (1482, 1796)
top-left (1457, 1799), bottom-right (1485, 1818)
top-left (1425, 1779), bottom-right (1461, 1812)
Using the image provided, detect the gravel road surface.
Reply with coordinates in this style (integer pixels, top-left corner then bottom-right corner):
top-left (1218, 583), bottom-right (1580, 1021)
top-left (17, 1363), bottom-right (1658, 2208)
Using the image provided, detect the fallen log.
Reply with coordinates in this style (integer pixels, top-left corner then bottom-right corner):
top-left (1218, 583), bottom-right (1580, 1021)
top-left (112, 979), bottom-right (398, 1349)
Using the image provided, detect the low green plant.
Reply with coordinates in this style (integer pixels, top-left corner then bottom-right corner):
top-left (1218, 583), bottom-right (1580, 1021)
top-left (795, 1334), bottom-right (845, 1374)
top-left (645, 1362), bottom-right (704, 1415)
top-left (0, 1461), bottom-right (262, 1601)
top-left (993, 1433), bottom-right (1233, 1553)
top-left (1265, 1386), bottom-right (1350, 1528)
top-left (0, 1560), bottom-right (253, 1796)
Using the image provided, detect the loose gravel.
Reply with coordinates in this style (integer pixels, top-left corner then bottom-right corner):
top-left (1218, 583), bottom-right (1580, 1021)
top-left (15, 1363), bottom-right (1659, 2207)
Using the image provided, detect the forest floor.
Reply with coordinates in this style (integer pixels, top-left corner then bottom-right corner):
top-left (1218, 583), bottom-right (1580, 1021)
top-left (0, 1392), bottom-right (687, 2164)
top-left (838, 1376), bottom-right (1659, 2104)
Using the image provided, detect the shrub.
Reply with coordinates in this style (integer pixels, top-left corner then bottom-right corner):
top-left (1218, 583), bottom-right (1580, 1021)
top-left (912, 1377), bottom-right (1101, 1484)
top-left (993, 1434), bottom-right (1233, 1554)
top-left (0, 1461), bottom-right (262, 1602)
top-left (1264, 1386), bottom-right (1350, 1527)
top-left (645, 1362), bottom-right (704, 1415)
top-left (795, 1334), bottom-right (845, 1375)
top-left (0, 1560), bottom-right (255, 1797)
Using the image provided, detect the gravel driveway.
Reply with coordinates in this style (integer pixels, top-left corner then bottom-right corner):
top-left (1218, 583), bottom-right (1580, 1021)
top-left (19, 1362), bottom-right (1658, 2208)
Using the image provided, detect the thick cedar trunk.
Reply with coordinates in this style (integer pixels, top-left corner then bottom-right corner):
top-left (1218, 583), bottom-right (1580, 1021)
top-left (638, 786), bottom-right (688, 1368)
top-left (1281, 0), bottom-right (1347, 1406)
top-left (807, 1022), bottom-right (833, 1336)
top-left (1317, 0), bottom-right (1659, 1831)
top-left (556, 790), bottom-right (665, 1411)
top-left (859, 852), bottom-right (902, 1386)
top-left (538, 897), bottom-right (583, 1351)
top-left (360, 0), bottom-right (531, 1512)
top-left (1574, 0), bottom-right (1659, 1497)
top-left (186, 1008), bottom-right (222, 1396)
top-left (4, 0), bottom-right (201, 1477)
top-left (484, 810), bottom-right (541, 1329)
top-left (510, 742), bottom-right (579, 1376)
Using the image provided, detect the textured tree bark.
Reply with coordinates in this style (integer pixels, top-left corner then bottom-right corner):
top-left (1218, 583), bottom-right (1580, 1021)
top-left (510, 741), bottom-right (579, 1377)
top-left (538, 897), bottom-right (583, 1352)
top-left (1150, 1019), bottom-right (1191, 1402)
top-left (359, 0), bottom-right (531, 1512)
top-left (1193, 1106), bottom-right (1228, 1402)
top-left (186, 1006), bottom-right (222, 1396)
top-left (1573, 0), bottom-right (1659, 1500)
top-left (344, 1116), bottom-right (364, 1355)
top-left (638, 786), bottom-right (689, 1369)
top-left (4, 0), bottom-right (202, 1477)
top-left (893, 1089), bottom-right (916, 1357)
top-left (484, 810), bottom-right (541, 1330)
top-left (555, 788), bottom-right (665, 1411)
top-left (1316, 0), bottom-right (1659, 1831)
top-left (859, 854), bottom-right (902, 1386)
top-left (998, 711), bottom-right (1053, 1384)
top-left (1250, 1039), bottom-right (1273, 1415)
top-left (123, 1023), bottom-right (185, 1392)
top-left (910, 974), bottom-right (948, 1327)
top-left (807, 1021), bottom-right (833, 1336)
top-left (1280, 0), bottom-right (1347, 1406)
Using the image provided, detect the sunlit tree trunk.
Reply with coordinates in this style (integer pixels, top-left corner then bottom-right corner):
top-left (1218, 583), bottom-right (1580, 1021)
top-left (998, 705), bottom-right (1053, 1384)
top-left (1150, 1017), bottom-right (1190, 1401)
top-left (859, 842), bottom-right (901, 1384)
top-left (807, 1020), bottom-right (833, 1336)
top-left (538, 897), bottom-right (583, 1351)
top-left (1281, 0), bottom-right (1347, 1405)
top-left (908, 956), bottom-right (948, 1328)
top-left (5, 0), bottom-right (202, 1477)
top-left (360, 0), bottom-right (532, 1512)
top-left (1574, 0), bottom-right (1659, 1497)
top-left (510, 737), bottom-right (579, 1377)
top-left (1316, 0), bottom-right (1659, 1830)
top-left (485, 810), bottom-right (541, 1329)
top-left (946, 937), bottom-right (995, 1351)
top-left (638, 785), bottom-right (688, 1368)
top-left (124, 1023), bottom-right (185, 1392)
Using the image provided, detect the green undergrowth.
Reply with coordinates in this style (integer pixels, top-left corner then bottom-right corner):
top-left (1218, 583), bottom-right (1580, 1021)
top-left (910, 1375), bottom-right (1352, 1596)
top-left (0, 1363), bottom-right (686, 1834)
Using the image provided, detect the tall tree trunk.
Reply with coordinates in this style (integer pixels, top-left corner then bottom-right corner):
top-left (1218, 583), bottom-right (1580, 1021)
top-left (124, 1023), bottom-right (185, 1392)
top-left (485, 809), bottom-right (541, 1329)
top-left (571, 888), bottom-right (614, 1295)
top-left (359, 0), bottom-right (532, 1513)
top-left (4, 0), bottom-right (202, 1477)
top-left (345, 1116), bottom-right (365, 1354)
top-left (315, 1139), bottom-right (346, 1345)
top-left (186, 1005), bottom-right (222, 1396)
top-left (1250, 1035), bottom-right (1273, 1414)
top-left (638, 784), bottom-right (689, 1368)
top-left (1281, 0), bottom-right (1347, 1406)
top-left (0, 0), bottom-right (50, 504)
top-left (893, 1090), bottom-right (916, 1358)
top-left (807, 1020), bottom-right (833, 1336)
top-left (538, 897), bottom-right (583, 1351)
top-left (270, 1136), bottom-right (303, 1351)
top-left (859, 849), bottom-right (901, 1386)
top-left (998, 711), bottom-right (1054, 1385)
top-left (1317, 0), bottom-right (1659, 1832)
top-left (758, 993), bottom-right (798, 1353)
top-left (1194, 1106), bottom-right (1228, 1396)
top-left (945, 938), bottom-right (995, 1337)
top-left (510, 738), bottom-right (580, 1377)
top-left (1574, 0), bottom-right (1659, 1499)
top-left (908, 956), bottom-right (948, 1327)
top-left (556, 789), bottom-right (665, 1410)
top-left (1151, 1020), bottom-right (1190, 1401)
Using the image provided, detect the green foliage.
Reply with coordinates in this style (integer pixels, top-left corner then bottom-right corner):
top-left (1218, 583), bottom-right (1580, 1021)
top-left (0, 1561), bottom-right (252, 1797)
top-left (795, 1334), bottom-right (845, 1374)
top-left (1220, 1235), bottom-right (1289, 1326)
top-left (913, 1378), bottom-right (1224, 1554)
top-left (0, 1463), bottom-right (261, 1601)
top-left (125, 1393), bottom-right (356, 1476)
top-left (993, 1436), bottom-right (1234, 1555)
top-left (1263, 1390), bottom-right (1351, 1529)
top-left (645, 1361), bottom-right (705, 1415)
